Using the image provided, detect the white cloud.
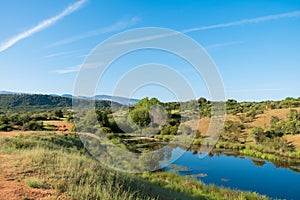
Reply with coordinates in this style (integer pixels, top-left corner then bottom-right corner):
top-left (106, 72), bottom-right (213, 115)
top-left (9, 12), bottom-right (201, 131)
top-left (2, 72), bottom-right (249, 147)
top-left (52, 65), bottom-right (80, 74)
top-left (53, 62), bottom-right (103, 74)
top-left (0, 0), bottom-right (87, 53)
top-left (47, 17), bottom-right (141, 47)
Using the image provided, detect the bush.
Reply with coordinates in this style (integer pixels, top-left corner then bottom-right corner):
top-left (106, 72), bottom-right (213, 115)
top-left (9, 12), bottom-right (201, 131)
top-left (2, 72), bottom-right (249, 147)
top-left (25, 178), bottom-right (48, 189)
top-left (250, 127), bottom-right (265, 144)
top-left (0, 124), bottom-right (12, 131)
top-left (23, 121), bottom-right (44, 131)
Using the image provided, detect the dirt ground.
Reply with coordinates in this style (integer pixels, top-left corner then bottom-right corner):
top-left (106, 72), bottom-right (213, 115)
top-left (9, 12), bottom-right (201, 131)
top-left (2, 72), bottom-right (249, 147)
top-left (0, 120), bottom-right (74, 199)
top-left (43, 120), bottom-right (73, 132)
top-left (0, 154), bottom-right (65, 200)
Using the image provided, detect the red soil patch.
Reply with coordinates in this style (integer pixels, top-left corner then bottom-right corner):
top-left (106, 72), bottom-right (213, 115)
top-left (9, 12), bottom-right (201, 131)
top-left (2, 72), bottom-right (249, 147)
top-left (43, 120), bottom-right (73, 132)
top-left (0, 154), bottom-right (63, 200)
top-left (0, 131), bottom-right (39, 137)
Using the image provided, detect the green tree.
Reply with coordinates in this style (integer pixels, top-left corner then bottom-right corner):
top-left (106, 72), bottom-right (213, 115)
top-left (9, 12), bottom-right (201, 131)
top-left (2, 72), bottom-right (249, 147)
top-left (250, 127), bottom-right (265, 144)
top-left (54, 109), bottom-right (64, 118)
top-left (288, 109), bottom-right (299, 121)
top-left (23, 121), bottom-right (44, 131)
top-left (130, 108), bottom-right (151, 135)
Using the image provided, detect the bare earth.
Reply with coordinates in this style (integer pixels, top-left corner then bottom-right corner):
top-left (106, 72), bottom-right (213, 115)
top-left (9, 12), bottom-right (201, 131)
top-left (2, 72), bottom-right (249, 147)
top-left (0, 120), bottom-right (74, 199)
top-left (0, 154), bottom-right (60, 200)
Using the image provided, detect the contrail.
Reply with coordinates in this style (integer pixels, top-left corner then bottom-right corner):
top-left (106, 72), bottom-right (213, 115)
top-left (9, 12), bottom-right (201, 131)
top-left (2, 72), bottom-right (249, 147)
top-left (182, 10), bottom-right (300, 33)
top-left (47, 17), bottom-right (141, 47)
top-left (112, 10), bottom-right (300, 46)
top-left (0, 0), bottom-right (87, 53)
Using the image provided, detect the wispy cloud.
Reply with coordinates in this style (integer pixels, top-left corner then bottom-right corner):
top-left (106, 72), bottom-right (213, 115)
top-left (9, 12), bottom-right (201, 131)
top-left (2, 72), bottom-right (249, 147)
top-left (53, 62), bottom-right (103, 74)
top-left (52, 65), bottom-right (80, 74)
top-left (47, 17), bottom-right (141, 48)
top-left (45, 48), bottom-right (90, 58)
top-left (0, 0), bottom-right (87, 53)
top-left (182, 10), bottom-right (300, 33)
top-left (206, 41), bottom-right (244, 49)
top-left (111, 10), bottom-right (300, 46)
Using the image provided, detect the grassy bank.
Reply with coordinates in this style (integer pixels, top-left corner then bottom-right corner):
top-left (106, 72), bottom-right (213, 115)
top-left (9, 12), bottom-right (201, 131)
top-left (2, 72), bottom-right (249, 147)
top-left (0, 133), bottom-right (270, 200)
top-left (215, 141), bottom-right (300, 164)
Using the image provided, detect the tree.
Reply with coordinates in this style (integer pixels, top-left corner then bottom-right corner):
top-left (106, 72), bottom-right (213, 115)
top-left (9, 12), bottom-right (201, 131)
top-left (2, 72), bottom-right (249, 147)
top-left (54, 109), bottom-right (63, 118)
top-left (23, 121), bottom-right (44, 131)
top-left (96, 110), bottom-right (109, 127)
top-left (221, 120), bottom-right (245, 142)
top-left (198, 97), bottom-right (208, 105)
top-left (130, 108), bottom-right (151, 135)
top-left (250, 127), bottom-right (265, 144)
top-left (288, 109), bottom-right (299, 121)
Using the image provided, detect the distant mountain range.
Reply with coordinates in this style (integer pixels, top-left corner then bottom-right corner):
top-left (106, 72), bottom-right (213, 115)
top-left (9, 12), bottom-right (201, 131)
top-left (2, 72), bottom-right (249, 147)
top-left (0, 90), bottom-right (22, 95)
top-left (0, 91), bottom-right (139, 106)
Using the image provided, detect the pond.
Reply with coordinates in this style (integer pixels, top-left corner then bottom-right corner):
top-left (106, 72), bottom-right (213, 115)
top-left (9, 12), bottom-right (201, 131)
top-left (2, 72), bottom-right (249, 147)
top-left (163, 147), bottom-right (300, 200)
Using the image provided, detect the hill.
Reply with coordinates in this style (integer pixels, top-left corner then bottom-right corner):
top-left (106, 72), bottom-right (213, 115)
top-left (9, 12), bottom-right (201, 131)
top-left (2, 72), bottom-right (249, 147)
top-left (184, 107), bottom-right (300, 149)
top-left (0, 94), bottom-right (122, 112)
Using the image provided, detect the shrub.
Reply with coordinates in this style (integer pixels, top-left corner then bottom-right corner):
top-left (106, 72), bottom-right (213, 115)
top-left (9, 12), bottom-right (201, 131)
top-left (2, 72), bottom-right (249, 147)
top-left (25, 178), bottom-right (48, 189)
top-left (23, 121), bottom-right (43, 131)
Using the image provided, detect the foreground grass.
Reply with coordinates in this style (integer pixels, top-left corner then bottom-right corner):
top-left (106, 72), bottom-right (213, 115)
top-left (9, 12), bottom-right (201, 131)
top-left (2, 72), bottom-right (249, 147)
top-left (0, 133), bottom-right (269, 200)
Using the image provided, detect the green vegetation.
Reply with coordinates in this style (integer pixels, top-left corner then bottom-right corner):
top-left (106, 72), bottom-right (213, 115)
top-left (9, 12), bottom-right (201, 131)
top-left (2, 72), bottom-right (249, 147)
top-left (1, 94), bottom-right (300, 199)
top-left (69, 96), bottom-right (300, 165)
top-left (0, 133), bottom-right (269, 200)
top-left (0, 109), bottom-right (66, 131)
top-left (25, 177), bottom-right (48, 189)
top-left (141, 172), bottom-right (268, 200)
top-left (0, 94), bottom-right (121, 113)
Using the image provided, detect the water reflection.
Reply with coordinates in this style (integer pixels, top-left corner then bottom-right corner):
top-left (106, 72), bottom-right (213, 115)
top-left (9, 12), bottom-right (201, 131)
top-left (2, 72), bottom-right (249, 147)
top-left (163, 147), bottom-right (300, 200)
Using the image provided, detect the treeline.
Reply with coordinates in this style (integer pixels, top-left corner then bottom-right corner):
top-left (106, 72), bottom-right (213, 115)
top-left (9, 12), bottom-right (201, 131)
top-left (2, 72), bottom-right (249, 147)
top-left (0, 94), bottom-right (121, 113)
top-left (0, 94), bottom-right (72, 109)
top-left (81, 97), bottom-right (300, 136)
top-left (77, 97), bottom-right (197, 137)
top-left (167, 97), bottom-right (300, 117)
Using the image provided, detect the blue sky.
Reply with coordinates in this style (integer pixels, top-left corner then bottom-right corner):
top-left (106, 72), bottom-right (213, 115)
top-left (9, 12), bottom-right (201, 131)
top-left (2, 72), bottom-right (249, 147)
top-left (0, 0), bottom-right (299, 102)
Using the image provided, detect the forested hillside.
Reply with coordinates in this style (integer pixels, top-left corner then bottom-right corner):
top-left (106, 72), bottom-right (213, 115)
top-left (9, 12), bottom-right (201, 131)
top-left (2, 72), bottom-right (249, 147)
top-left (0, 94), bottom-right (122, 113)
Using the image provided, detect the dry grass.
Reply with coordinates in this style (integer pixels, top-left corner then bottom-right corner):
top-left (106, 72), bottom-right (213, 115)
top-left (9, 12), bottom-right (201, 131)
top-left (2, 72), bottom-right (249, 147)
top-left (285, 135), bottom-right (300, 149)
top-left (247, 107), bottom-right (300, 130)
top-left (183, 115), bottom-right (240, 136)
top-left (183, 108), bottom-right (300, 149)
top-left (0, 154), bottom-right (64, 200)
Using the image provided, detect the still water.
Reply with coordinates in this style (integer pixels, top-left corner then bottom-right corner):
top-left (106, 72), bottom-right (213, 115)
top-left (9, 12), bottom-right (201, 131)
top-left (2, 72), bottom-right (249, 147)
top-left (164, 147), bottom-right (300, 200)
